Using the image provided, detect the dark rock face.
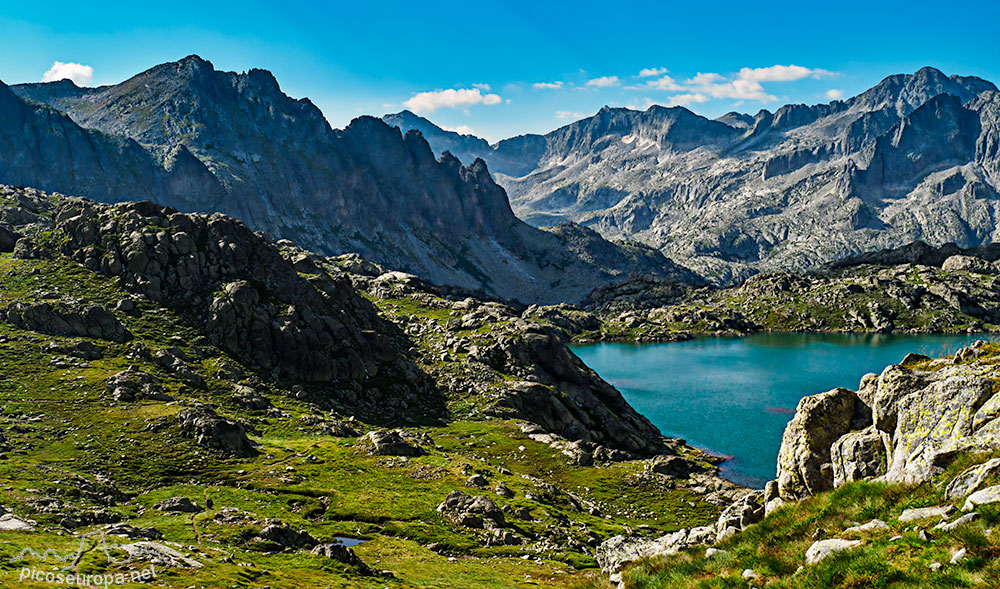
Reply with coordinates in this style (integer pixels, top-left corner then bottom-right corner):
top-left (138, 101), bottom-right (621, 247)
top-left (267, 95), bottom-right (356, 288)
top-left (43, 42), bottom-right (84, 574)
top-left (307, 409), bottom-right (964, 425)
top-left (1, 301), bottom-right (129, 342)
top-left (5, 56), bottom-right (694, 304)
top-left (55, 198), bottom-right (398, 383)
top-left (176, 406), bottom-right (257, 458)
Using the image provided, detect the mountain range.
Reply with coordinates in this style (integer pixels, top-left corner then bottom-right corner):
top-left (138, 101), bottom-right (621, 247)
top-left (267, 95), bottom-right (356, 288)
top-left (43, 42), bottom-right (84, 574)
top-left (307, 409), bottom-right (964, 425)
top-left (384, 67), bottom-right (1000, 283)
top-left (2, 55), bottom-right (695, 304)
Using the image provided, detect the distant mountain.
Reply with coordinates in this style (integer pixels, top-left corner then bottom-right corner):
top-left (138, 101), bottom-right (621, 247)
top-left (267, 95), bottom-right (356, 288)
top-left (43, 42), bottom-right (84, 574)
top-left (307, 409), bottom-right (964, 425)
top-left (388, 67), bottom-right (1000, 283)
top-left (4, 55), bottom-right (698, 303)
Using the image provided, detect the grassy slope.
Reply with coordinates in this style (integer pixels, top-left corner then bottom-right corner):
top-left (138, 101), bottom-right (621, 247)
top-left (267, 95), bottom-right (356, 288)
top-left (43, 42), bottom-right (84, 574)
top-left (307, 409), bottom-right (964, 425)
top-left (0, 251), bottom-right (718, 588)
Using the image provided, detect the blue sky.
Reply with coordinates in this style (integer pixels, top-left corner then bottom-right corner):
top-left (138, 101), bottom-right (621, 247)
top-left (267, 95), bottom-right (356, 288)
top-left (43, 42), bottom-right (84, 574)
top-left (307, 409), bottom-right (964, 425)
top-left (1, 0), bottom-right (997, 141)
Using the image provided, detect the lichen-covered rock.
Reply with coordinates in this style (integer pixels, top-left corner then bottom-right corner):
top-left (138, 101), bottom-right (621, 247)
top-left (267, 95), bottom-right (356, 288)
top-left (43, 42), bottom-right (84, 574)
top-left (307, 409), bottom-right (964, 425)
top-left (898, 505), bottom-right (955, 522)
top-left (715, 491), bottom-right (765, 539)
top-left (777, 388), bottom-right (862, 500)
top-left (256, 523), bottom-right (317, 549)
top-left (945, 458), bottom-right (1000, 500)
top-left (805, 539), bottom-right (862, 565)
top-left (311, 543), bottom-right (373, 574)
top-left (963, 485), bottom-right (1000, 511)
top-left (831, 426), bottom-right (889, 486)
top-left (153, 497), bottom-right (202, 513)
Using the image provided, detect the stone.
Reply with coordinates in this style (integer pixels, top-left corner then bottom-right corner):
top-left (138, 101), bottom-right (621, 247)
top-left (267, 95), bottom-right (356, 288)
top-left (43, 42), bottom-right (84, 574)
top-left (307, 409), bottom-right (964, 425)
top-left (899, 505), bottom-right (956, 522)
top-left (742, 569), bottom-right (760, 580)
top-left (715, 491), bottom-right (765, 537)
top-left (942, 255), bottom-right (993, 274)
top-left (153, 497), bottom-right (202, 513)
top-left (231, 384), bottom-right (272, 411)
top-left (776, 388), bottom-right (860, 500)
top-left (805, 539), bottom-right (863, 565)
top-left (843, 519), bottom-right (889, 534)
top-left (44, 340), bottom-right (104, 360)
top-left (311, 543), bottom-right (373, 574)
top-left (950, 548), bottom-right (967, 564)
top-left (649, 454), bottom-right (696, 477)
top-left (928, 562), bottom-right (942, 572)
top-left (177, 406), bottom-right (258, 457)
top-left (359, 429), bottom-right (425, 457)
top-left (963, 485), bottom-right (1000, 511)
top-left (1, 301), bottom-right (129, 342)
top-left (106, 367), bottom-right (172, 402)
top-left (257, 523), bottom-right (317, 549)
top-left (0, 514), bottom-right (35, 531)
top-left (831, 426), bottom-right (888, 487)
top-left (705, 547), bottom-right (728, 558)
top-left (946, 459), bottom-right (1000, 500)
top-left (935, 513), bottom-right (979, 532)
top-left (120, 542), bottom-right (203, 568)
top-left (596, 528), bottom-right (711, 574)
top-left (466, 474), bottom-right (487, 488)
top-left (495, 482), bottom-right (514, 498)
top-left (436, 490), bottom-right (505, 529)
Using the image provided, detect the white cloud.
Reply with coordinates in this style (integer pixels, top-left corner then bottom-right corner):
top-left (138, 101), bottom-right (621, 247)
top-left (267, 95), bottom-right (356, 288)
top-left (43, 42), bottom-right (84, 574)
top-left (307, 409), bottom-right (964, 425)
top-left (738, 65), bottom-right (832, 82)
top-left (668, 93), bottom-right (709, 106)
top-left (586, 75), bottom-right (620, 88)
top-left (533, 81), bottom-right (564, 90)
top-left (556, 110), bottom-right (587, 120)
top-left (628, 64), bottom-right (836, 105)
top-left (403, 88), bottom-right (502, 114)
top-left (826, 89), bottom-right (845, 100)
top-left (443, 124), bottom-right (477, 136)
top-left (639, 67), bottom-right (669, 77)
top-left (42, 61), bottom-right (93, 85)
top-left (472, 83), bottom-right (491, 91)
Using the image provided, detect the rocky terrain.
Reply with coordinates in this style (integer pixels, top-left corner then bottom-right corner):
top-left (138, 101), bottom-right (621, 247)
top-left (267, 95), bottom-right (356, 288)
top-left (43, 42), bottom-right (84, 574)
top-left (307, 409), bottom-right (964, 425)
top-left (387, 67), bottom-right (1000, 283)
top-left (587, 340), bottom-right (1000, 588)
top-left (0, 184), bottom-right (741, 588)
top-left (3, 56), bottom-right (697, 304)
top-left (510, 241), bottom-right (1000, 344)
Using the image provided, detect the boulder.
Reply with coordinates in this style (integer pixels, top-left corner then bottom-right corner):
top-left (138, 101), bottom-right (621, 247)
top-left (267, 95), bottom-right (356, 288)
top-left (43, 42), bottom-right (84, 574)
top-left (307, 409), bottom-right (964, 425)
top-left (311, 543), bottom-right (373, 574)
top-left (0, 514), bottom-right (35, 531)
top-left (805, 539), bottom-right (862, 565)
top-left (934, 512), bottom-right (979, 532)
top-left (596, 527), bottom-right (713, 574)
top-left (153, 497), bottom-right (202, 513)
top-left (898, 505), bottom-right (956, 522)
top-left (1, 301), bottom-right (129, 342)
top-left (963, 485), bottom-right (1000, 511)
top-left (121, 542), bottom-right (203, 568)
top-left (776, 388), bottom-right (861, 500)
top-left (106, 367), bottom-right (172, 402)
top-left (231, 384), bottom-right (272, 411)
top-left (177, 406), bottom-right (258, 457)
top-left (831, 426), bottom-right (889, 487)
top-left (436, 490), bottom-right (505, 529)
top-left (359, 429), bottom-right (425, 457)
top-left (256, 523), bottom-right (318, 549)
top-left (715, 491), bottom-right (765, 538)
top-left (942, 255), bottom-right (993, 274)
top-left (945, 458), bottom-right (1000, 500)
top-left (843, 519), bottom-right (889, 534)
top-left (43, 340), bottom-right (104, 360)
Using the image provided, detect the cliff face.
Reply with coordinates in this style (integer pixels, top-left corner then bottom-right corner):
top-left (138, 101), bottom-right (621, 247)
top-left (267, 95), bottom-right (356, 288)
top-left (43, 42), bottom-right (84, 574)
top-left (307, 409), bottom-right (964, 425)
top-left (393, 67), bottom-right (1000, 284)
top-left (5, 56), bottom-right (695, 304)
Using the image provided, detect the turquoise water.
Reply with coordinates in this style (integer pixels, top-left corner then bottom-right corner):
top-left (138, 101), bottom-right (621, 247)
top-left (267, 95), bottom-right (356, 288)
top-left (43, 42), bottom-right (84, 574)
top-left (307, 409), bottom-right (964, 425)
top-left (572, 333), bottom-right (996, 488)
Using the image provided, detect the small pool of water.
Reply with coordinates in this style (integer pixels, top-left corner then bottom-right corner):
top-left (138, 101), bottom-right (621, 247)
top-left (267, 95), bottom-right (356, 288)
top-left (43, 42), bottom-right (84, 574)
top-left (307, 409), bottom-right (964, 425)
top-left (333, 536), bottom-right (366, 547)
top-left (572, 333), bottom-right (995, 488)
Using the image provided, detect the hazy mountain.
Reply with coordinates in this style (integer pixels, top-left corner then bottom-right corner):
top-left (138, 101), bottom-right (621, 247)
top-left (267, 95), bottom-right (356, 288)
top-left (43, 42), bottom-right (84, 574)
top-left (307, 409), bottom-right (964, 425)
top-left (4, 55), bottom-right (698, 303)
top-left (389, 67), bottom-right (1000, 283)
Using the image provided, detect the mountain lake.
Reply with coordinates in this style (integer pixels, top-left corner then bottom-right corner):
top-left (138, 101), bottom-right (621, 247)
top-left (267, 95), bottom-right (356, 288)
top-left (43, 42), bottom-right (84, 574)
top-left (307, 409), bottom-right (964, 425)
top-left (572, 333), bottom-right (998, 488)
